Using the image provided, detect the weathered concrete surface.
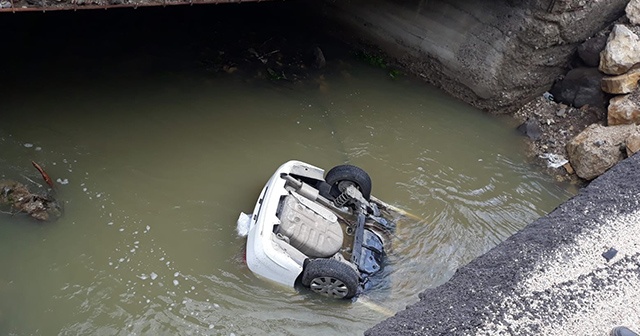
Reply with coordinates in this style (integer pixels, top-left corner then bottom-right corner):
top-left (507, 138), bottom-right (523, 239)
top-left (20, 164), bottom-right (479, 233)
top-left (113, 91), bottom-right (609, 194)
top-left (0, 0), bottom-right (275, 12)
top-left (321, 0), bottom-right (628, 114)
top-left (366, 152), bottom-right (640, 335)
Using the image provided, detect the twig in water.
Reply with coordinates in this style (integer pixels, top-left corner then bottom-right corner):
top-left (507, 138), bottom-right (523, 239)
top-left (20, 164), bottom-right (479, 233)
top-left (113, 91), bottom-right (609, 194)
top-left (21, 175), bottom-right (42, 188)
top-left (31, 161), bottom-right (54, 188)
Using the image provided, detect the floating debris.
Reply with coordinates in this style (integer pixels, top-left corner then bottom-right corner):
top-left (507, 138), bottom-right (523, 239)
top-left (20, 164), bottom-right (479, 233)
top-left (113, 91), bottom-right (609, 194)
top-left (0, 180), bottom-right (62, 221)
top-left (539, 153), bottom-right (569, 169)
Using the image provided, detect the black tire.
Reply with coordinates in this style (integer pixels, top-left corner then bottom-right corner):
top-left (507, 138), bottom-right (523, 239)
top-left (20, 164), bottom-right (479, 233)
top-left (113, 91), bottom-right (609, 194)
top-left (302, 259), bottom-right (359, 299)
top-left (325, 165), bottom-right (372, 201)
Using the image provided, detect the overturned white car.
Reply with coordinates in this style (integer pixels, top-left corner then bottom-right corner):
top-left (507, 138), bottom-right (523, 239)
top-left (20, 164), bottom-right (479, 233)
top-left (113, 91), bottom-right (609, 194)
top-left (238, 160), bottom-right (396, 299)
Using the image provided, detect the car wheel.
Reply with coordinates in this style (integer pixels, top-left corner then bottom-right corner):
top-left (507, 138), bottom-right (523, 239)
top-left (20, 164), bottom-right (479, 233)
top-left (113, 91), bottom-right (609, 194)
top-left (302, 259), bottom-right (359, 299)
top-left (325, 165), bottom-right (372, 201)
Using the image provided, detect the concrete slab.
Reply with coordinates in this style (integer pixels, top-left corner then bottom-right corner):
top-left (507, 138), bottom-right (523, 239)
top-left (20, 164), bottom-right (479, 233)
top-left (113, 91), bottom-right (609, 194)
top-left (366, 153), bottom-right (640, 335)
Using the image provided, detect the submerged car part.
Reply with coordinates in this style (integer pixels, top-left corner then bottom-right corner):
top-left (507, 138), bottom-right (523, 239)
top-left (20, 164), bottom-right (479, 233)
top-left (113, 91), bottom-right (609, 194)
top-left (241, 160), bottom-right (396, 300)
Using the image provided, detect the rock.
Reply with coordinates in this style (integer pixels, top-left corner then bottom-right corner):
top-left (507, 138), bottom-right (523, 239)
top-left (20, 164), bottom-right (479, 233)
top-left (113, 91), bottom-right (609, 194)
top-left (311, 46), bottom-right (326, 69)
top-left (608, 93), bottom-right (640, 125)
top-left (577, 36), bottom-right (608, 68)
top-left (517, 117), bottom-right (542, 140)
top-left (563, 162), bottom-right (574, 175)
top-left (626, 131), bottom-right (640, 156)
top-left (599, 24), bottom-right (640, 75)
top-left (550, 68), bottom-right (605, 108)
top-left (601, 66), bottom-right (640, 94)
top-left (628, 0), bottom-right (640, 25)
top-left (222, 65), bottom-right (238, 74)
top-left (566, 123), bottom-right (636, 180)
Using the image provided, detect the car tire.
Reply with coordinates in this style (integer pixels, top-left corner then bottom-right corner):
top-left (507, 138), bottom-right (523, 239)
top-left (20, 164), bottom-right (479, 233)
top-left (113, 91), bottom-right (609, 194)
top-left (302, 259), bottom-right (360, 299)
top-left (325, 165), bottom-right (372, 201)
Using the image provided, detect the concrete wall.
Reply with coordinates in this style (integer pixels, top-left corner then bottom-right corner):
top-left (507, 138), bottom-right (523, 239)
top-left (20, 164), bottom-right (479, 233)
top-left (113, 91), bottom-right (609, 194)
top-left (320, 0), bottom-right (629, 113)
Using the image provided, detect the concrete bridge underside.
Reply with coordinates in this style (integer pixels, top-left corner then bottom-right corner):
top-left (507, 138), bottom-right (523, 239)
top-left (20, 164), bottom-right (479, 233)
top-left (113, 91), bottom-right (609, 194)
top-left (0, 0), bottom-right (271, 12)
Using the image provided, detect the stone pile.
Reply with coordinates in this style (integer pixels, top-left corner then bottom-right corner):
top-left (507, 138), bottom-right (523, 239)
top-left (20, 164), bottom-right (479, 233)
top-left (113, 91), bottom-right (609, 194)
top-left (565, 0), bottom-right (640, 180)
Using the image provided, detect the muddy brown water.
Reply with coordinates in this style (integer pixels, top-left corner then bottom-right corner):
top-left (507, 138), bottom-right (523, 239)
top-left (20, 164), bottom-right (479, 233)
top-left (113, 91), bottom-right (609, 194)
top-left (0, 4), bottom-right (575, 335)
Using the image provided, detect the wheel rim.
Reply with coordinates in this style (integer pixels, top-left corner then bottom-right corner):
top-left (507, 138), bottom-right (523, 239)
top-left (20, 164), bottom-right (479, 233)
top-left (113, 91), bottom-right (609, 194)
top-left (309, 276), bottom-right (349, 299)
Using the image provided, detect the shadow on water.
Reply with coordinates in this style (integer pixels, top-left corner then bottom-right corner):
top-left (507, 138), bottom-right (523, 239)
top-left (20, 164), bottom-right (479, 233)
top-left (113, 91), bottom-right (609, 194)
top-left (0, 3), bottom-right (576, 335)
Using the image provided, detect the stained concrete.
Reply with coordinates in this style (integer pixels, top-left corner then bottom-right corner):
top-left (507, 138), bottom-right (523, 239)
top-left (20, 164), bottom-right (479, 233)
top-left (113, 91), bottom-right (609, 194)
top-left (321, 0), bottom-right (628, 113)
top-left (366, 152), bottom-right (640, 335)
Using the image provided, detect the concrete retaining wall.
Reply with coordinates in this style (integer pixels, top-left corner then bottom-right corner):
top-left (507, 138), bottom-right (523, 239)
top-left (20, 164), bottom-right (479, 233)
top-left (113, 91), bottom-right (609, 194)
top-left (321, 0), bottom-right (628, 113)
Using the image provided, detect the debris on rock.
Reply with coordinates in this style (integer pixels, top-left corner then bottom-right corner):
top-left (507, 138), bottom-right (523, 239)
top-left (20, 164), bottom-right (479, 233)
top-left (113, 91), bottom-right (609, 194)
top-left (539, 153), bottom-right (569, 169)
top-left (514, 95), bottom-right (601, 183)
top-left (0, 181), bottom-right (62, 221)
top-left (0, 162), bottom-right (62, 221)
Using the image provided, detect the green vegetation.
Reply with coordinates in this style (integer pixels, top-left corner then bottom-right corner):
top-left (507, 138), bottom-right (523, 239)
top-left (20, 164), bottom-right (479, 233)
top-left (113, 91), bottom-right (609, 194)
top-left (355, 50), bottom-right (403, 79)
top-left (266, 68), bottom-right (287, 81)
top-left (388, 69), bottom-right (403, 79)
top-left (355, 50), bottom-right (388, 69)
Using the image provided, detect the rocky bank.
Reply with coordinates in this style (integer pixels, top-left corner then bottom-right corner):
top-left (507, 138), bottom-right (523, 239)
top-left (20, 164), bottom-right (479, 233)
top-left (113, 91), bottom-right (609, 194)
top-left (515, 0), bottom-right (640, 183)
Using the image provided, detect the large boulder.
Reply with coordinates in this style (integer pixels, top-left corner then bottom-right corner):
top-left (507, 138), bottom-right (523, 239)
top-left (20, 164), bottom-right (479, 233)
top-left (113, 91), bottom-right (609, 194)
top-left (566, 123), bottom-right (636, 180)
top-left (599, 24), bottom-right (640, 75)
top-left (550, 67), bottom-right (605, 108)
top-left (601, 66), bottom-right (640, 94)
top-left (608, 90), bottom-right (640, 125)
top-left (628, 0), bottom-right (640, 25)
top-left (577, 36), bottom-right (608, 67)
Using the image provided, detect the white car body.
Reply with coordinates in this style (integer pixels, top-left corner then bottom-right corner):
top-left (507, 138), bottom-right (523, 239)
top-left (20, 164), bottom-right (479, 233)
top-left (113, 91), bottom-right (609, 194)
top-left (240, 160), bottom-right (396, 299)
top-left (245, 160), bottom-right (324, 287)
